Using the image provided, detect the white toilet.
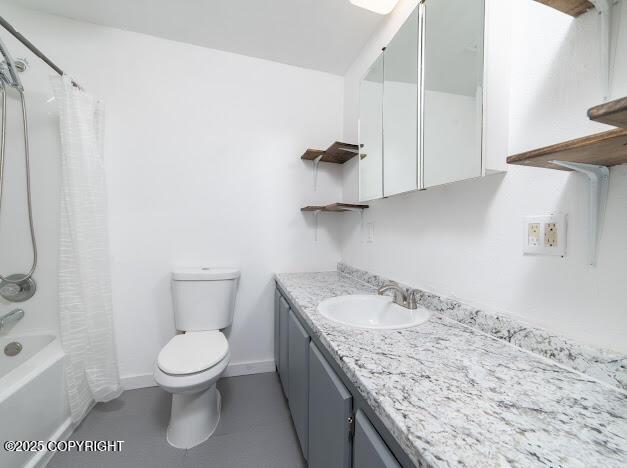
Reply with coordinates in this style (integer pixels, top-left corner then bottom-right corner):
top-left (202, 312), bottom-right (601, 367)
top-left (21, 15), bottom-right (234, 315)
top-left (154, 267), bottom-right (240, 449)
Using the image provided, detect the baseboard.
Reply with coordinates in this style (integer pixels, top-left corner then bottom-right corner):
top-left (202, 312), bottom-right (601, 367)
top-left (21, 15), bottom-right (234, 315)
top-left (120, 359), bottom-right (276, 390)
top-left (223, 359), bottom-right (276, 378)
top-left (121, 373), bottom-right (156, 390)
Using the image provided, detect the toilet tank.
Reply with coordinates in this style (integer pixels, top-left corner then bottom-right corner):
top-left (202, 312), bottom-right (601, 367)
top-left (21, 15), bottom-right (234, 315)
top-left (171, 268), bottom-right (240, 331)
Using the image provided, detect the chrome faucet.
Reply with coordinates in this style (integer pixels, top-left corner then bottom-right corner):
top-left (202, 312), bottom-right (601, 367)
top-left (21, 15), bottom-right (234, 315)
top-left (377, 283), bottom-right (419, 310)
top-left (0, 308), bottom-right (24, 331)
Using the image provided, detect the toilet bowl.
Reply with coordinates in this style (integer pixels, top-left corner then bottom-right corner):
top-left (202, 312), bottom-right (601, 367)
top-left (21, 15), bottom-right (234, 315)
top-left (154, 268), bottom-right (239, 449)
top-left (154, 331), bottom-right (230, 448)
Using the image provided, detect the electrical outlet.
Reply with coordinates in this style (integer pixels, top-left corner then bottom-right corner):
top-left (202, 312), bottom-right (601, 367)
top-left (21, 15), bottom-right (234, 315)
top-left (544, 223), bottom-right (557, 247)
top-left (528, 223), bottom-right (540, 247)
top-left (523, 214), bottom-right (566, 257)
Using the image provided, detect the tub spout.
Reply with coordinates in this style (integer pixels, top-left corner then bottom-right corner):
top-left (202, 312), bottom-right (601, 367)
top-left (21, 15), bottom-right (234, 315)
top-left (0, 308), bottom-right (24, 331)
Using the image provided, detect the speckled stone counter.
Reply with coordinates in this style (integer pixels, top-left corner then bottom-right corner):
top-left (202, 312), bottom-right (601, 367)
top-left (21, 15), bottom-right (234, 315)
top-left (275, 271), bottom-right (627, 468)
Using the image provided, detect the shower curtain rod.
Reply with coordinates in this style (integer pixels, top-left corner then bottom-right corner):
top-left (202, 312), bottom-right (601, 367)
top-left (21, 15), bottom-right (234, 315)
top-left (0, 14), bottom-right (82, 89)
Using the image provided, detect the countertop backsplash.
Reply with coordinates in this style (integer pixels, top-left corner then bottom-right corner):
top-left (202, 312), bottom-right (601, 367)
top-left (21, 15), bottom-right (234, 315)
top-left (337, 263), bottom-right (627, 391)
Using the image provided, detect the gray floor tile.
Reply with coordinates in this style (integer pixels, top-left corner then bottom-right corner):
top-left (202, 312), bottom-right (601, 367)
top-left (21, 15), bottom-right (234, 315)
top-left (48, 387), bottom-right (185, 468)
top-left (48, 372), bottom-right (301, 468)
top-left (184, 422), bottom-right (306, 468)
top-left (215, 372), bottom-right (291, 436)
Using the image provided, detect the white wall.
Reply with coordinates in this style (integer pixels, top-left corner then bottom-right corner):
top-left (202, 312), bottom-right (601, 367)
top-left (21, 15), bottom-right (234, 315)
top-left (0, 3), bottom-right (345, 382)
top-left (341, 0), bottom-right (627, 354)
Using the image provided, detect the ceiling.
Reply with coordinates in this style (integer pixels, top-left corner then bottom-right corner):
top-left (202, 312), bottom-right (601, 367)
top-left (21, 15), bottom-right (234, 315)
top-left (2, 0), bottom-right (386, 75)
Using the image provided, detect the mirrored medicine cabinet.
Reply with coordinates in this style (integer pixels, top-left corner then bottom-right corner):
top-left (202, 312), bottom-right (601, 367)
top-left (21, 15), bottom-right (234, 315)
top-left (359, 0), bottom-right (487, 201)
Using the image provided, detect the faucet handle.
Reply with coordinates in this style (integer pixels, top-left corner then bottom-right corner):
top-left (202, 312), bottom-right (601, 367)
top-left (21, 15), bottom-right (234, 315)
top-left (0, 283), bottom-right (21, 298)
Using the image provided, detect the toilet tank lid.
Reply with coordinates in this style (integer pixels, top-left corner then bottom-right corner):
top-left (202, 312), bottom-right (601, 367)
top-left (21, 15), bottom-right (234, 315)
top-left (172, 268), bottom-right (240, 281)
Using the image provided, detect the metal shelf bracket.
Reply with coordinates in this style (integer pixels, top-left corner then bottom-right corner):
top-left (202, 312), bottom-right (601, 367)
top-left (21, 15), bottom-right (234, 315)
top-left (313, 209), bottom-right (321, 242)
top-left (590, 0), bottom-right (611, 101)
top-left (551, 160), bottom-right (609, 266)
top-left (312, 154), bottom-right (323, 191)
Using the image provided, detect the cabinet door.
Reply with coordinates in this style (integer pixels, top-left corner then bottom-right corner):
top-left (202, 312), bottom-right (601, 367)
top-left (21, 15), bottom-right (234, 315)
top-left (278, 296), bottom-right (290, 398)
top-left (421, 0), bottom-right (485, 188)
top-left (354, 411), bottom-right (400, 468)
top-left (274, 288), bottom-right (280, 370)
top-left (288, 310), bottom-right (310, 458)
top-left (308, 342), bottom-right (352, 468)
top-left (383, 6), bottom-right (420, 197)
top-left (359, 52), bottom-right (384, 201)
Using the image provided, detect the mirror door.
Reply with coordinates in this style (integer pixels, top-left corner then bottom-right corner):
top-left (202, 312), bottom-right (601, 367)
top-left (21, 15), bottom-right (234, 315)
top-left (421, 0), bottom-right (485, 188)
top-left (382, 7), bottom-right (420, 197)
top-left (359, 54), bottom-right (384, 201)
top-left (357, 1), bottom-right (486, 200)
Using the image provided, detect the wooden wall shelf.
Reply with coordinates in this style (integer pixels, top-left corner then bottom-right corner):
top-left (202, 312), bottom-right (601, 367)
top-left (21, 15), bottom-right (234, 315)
top-left (506, 128), bottom-right (627, 170)
top-left (301, 142), bottom-right (359, 164)
top-left (534, 0), bottom-right (595, 17)
top-left (588, 96), bottom-right (627, 129)
top-left (301, 203), bottom-right (369, 212)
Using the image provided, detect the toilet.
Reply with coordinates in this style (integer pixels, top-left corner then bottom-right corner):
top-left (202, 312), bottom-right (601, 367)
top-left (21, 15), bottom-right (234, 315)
top-left (154, 267), bottom-right (240, 449)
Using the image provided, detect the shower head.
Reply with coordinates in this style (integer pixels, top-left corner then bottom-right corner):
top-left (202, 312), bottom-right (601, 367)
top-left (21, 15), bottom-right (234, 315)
top-left (0, 35), bottom-right (23, 90)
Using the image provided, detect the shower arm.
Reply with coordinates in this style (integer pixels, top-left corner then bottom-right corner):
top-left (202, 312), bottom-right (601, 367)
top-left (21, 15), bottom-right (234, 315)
top-left (0, 14), bottom-right (81, 89)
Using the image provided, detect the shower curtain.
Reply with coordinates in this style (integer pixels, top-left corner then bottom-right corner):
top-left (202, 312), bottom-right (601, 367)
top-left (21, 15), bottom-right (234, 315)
top-left (52, 75), bottom-right (122, 423)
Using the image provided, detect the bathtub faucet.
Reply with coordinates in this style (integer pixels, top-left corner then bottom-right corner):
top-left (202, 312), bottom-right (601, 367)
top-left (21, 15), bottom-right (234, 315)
top-left (0, 308), bottom-right (24, 331)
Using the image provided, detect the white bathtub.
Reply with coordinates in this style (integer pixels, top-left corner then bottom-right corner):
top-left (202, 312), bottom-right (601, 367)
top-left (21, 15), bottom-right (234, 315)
top-left (0, 334), bottom-right (71, 468)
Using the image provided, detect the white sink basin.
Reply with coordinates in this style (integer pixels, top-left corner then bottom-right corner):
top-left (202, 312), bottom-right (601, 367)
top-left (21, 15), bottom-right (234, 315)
top-left (318, 295), bottom-right (431, 330)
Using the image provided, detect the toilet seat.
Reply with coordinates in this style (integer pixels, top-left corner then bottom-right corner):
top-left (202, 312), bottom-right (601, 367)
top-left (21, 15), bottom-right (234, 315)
top-left (154, 351), bottom-right (230, 394)
top-left (158, 331), bottom-right (228, 375)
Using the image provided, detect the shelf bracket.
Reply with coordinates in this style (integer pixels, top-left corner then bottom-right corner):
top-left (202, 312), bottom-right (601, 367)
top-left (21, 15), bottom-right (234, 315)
top-left (550, 160), bottom-right (609, 266)
top-left (312, 154), bottom-right (323, 191)
top-left (360, 209), bottom-right (366, 243)
top-left (590, 0), bottom-right (611, 101)
top-left (313, 209), bottom-right (321, 242)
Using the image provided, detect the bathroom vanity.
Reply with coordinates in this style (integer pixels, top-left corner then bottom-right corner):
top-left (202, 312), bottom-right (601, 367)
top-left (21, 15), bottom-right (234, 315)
top-left (275, 281), bottom-right (408, 468)
top-left (274, 269), bottom-right (626, 468)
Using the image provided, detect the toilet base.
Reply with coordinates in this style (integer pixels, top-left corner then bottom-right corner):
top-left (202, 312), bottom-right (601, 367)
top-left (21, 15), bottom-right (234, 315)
top-left (166, 384), bottom-right (221, 449)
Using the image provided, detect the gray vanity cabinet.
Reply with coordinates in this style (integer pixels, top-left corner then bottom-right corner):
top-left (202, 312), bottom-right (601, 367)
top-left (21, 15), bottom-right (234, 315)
top-left (275, 284), bottom-right (407, 467)
top-left (278, 296), bottom-right (290, 398)
top-left (308, 342), bottom-right (353, 468)
top-left (288, 310), bottom-right (310, 458)
top-left (354, 411), bottom-right (401, 468)
top-left (274, 289), bottom-right (280, 370)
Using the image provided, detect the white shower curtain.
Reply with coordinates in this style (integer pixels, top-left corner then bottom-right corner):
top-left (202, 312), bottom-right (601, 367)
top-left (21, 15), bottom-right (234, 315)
top-left (52, 75), bottom-right (122, 423)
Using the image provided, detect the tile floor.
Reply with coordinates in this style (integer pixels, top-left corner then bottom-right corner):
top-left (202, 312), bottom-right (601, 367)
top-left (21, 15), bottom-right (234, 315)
top-left (48, 372), bottom-right (306, 468)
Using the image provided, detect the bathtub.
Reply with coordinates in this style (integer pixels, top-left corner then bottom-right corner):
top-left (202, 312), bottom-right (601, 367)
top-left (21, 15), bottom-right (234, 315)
top-left (0, 334), bottom-right (71, 468)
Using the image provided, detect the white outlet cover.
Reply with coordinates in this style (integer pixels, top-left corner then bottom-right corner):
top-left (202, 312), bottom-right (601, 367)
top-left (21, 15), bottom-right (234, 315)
top-left (523, 214), bottom-right (566, 257)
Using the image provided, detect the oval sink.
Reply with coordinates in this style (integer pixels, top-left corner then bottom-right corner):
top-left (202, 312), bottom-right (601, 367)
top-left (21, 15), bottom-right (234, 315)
top-left (318, 295), bottom-right (431, 330)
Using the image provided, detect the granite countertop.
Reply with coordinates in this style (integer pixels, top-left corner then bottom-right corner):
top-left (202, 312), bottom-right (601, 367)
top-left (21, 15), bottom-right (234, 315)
top-left (275, 271), bottom-right (627, 468)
